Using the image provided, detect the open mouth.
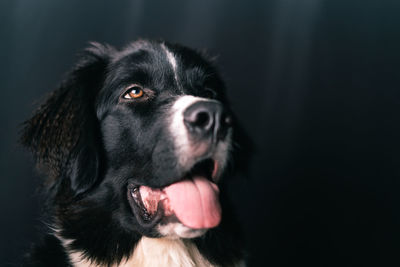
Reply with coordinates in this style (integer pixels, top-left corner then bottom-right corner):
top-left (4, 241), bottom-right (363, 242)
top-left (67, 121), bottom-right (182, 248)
top-left (127, 158), bottom-right (221, 230)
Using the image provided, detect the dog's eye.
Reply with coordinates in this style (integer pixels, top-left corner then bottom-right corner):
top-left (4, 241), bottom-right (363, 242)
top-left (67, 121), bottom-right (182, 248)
top-left (204, 88), bottom-right (217, 99)
top-left (123, 85), bottom-right (144, 99)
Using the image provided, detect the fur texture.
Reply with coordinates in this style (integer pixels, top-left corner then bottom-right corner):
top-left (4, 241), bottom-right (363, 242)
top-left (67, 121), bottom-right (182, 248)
top-left (22, 40), bottom-right (248, 266)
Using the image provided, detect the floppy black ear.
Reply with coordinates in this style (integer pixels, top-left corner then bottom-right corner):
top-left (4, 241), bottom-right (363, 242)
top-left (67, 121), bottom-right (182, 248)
top-left (21, 43), bottom-right (114, 194)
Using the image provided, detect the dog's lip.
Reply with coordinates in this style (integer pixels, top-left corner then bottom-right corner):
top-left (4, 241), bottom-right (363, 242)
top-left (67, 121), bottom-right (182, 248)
top-left (127, 184), bottom-right (164, 227)
top-left (126, 158), bottom-right (218, 226)
top-left (184, 158), bottom-right (217, 183)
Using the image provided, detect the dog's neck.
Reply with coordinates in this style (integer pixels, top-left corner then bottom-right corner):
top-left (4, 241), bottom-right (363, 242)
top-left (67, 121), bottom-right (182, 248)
top-left (67, 237), bottom-right (215, 267)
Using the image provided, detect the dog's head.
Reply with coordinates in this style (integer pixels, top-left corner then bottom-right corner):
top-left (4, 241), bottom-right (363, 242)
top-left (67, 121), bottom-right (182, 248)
top-left (22, 40), bottom-right (245, 263)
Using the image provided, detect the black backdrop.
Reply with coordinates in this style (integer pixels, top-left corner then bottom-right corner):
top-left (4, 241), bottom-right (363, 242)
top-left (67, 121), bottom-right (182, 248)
top-left (1, 1), bottom-right (400, 266)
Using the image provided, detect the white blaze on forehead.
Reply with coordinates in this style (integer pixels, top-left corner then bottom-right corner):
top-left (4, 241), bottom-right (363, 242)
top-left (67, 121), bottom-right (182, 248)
top-left (161, 43), bottom-right (181, 92)
top-left (161, 43), bottom-right (177, 70)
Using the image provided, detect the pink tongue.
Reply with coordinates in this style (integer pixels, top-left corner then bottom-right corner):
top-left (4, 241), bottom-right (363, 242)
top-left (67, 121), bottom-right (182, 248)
top-left (164, 176), bottom-right (221, 229)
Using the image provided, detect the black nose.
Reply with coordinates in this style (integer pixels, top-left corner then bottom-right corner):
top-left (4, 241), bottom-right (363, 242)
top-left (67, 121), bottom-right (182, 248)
top-left (183, 101), bottom-right (231, 140)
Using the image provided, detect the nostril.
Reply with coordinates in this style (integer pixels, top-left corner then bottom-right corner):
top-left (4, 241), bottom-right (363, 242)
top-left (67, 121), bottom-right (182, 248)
top-left (183, 101), bottom-right (222, 135)
top-left (194, 111), bottom-right (211, 129)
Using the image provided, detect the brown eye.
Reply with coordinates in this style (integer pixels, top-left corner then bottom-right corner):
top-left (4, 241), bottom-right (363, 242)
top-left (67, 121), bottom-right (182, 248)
top-left (123, 85), bottom-right (144, 99)
top-left (204, 88), bottom-right (217, 99)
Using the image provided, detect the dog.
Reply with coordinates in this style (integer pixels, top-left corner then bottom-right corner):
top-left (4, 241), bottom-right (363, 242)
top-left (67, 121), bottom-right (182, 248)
top-left (21, 40), bottom-right (247, 266)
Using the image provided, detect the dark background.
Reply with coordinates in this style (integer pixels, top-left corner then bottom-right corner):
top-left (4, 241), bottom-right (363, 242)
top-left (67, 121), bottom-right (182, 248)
top-left (1, 0), bottom-right (400, 266)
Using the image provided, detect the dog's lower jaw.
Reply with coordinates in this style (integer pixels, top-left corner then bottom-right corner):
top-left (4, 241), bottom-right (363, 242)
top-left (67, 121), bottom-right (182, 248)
top-left (157, 222), bottom-right (208, 239)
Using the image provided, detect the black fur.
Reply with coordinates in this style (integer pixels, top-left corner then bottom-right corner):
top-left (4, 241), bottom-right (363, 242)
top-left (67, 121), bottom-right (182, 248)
top-left (21, 40), bottom-right (246, 266)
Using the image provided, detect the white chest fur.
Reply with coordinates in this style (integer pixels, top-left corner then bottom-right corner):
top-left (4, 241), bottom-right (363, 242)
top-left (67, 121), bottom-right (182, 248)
top-left (123, 237), bottom-right (214, 267)
top-left (68, 237), bottom-right (215, 267)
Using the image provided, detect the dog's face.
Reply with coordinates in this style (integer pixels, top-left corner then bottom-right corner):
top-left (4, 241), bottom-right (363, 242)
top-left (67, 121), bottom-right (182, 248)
top-left (95, 41), bottom-right (232, 238)
top-left (22, 40), bottom-right (240, 262)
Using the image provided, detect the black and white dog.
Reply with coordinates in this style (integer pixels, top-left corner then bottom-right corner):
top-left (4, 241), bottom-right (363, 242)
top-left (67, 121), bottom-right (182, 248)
top-left (22, 40), bottom-right (247, 266)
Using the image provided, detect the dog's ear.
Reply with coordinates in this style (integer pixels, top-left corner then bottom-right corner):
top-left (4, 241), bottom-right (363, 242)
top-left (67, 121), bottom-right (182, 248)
top-left (21, 43), bottom-right (114, 194)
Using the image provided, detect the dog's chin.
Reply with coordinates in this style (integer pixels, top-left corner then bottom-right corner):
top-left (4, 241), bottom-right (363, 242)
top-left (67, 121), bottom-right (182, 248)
top-left (157, 221), bottom-right (208, 239)
top-left (126, 158), bottom-right (220, 238)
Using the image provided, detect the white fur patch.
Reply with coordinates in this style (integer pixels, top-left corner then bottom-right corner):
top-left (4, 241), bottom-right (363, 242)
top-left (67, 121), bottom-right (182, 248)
top-left (161, 43), bottom-right (181, 91)
top-left (126, 237), bottom-right (214, 267)
top-left (62, 237), bottom-right (216, 267)
top-left (158, 222), bottom-right (207, 238)
top-left (169, 95), bottom-right (231, 178)
top-left (169, 95), bottom-right (207, 168)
